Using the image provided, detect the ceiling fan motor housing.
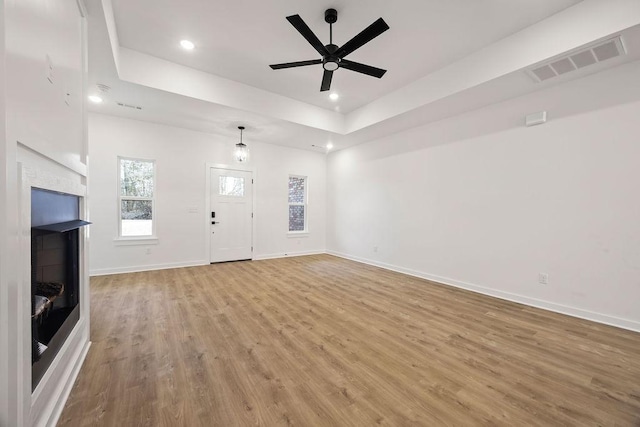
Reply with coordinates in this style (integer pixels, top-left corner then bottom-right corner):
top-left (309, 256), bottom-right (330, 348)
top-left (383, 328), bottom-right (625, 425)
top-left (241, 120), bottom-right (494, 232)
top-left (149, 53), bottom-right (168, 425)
top-left (323, 44), bottom-right (340, 70)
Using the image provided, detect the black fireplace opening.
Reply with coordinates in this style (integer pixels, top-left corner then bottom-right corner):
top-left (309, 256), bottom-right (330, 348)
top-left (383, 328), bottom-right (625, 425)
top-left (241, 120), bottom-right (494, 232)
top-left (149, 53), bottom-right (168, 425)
top-left (31, 188), bottom-right (90, 390)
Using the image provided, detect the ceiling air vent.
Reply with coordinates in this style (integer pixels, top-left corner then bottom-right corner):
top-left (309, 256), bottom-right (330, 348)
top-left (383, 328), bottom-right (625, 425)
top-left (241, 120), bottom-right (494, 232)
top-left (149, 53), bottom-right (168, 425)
top-left (96, 83), bottom-right (111, 93)
top-left (527, 36), bottom-right (626, 83)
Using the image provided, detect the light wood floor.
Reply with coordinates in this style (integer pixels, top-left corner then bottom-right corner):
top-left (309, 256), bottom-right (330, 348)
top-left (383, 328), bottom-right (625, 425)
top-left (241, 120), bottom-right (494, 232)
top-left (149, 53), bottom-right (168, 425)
top-left (58, 255), bottom-right (640, 426)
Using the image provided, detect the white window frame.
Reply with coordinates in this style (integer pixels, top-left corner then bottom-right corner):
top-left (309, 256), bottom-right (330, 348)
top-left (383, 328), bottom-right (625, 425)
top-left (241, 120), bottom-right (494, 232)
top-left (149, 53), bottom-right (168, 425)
top-left (116, 156), bottom-right (157, 242)
top-left (288, 175), bottom-right (308, 234)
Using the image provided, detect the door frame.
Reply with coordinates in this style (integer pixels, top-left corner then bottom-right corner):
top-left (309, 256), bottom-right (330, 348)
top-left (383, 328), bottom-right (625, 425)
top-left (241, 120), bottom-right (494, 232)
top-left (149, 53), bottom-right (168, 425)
top-left (205, 162), bottom-right (256, 263)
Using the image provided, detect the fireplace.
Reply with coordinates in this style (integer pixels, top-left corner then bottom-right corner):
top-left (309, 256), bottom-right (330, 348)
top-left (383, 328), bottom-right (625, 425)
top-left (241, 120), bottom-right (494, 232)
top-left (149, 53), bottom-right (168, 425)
top-left (30, 188), bottom-right (90, 390)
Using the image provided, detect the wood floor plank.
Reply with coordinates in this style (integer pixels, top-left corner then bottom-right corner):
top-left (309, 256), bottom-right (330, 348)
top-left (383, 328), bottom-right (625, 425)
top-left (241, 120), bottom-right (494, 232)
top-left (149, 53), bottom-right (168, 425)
top-left (58, 255), bottom-right (640, 426)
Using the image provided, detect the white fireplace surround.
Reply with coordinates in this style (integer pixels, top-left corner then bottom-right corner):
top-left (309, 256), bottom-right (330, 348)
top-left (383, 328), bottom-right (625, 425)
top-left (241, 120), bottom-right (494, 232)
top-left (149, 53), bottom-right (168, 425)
top-left (14, 163), bottom-right (91, 426)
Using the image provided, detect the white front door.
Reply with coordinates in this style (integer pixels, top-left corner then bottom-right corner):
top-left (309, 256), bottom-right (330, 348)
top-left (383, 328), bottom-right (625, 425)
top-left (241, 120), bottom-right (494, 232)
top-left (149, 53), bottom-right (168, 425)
top-left (210, 168), bottom-right (253, 263)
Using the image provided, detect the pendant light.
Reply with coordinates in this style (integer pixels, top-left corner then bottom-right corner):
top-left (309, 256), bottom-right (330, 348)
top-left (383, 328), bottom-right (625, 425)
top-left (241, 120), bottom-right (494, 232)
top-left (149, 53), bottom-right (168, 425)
top-left (235, 126), bottom-right (249, 163)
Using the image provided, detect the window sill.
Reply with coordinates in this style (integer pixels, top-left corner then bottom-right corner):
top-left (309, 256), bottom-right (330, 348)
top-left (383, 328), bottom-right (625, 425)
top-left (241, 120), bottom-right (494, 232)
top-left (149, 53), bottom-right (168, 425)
top-left (114, 237), bottom-right (159, 246)
top-left (287, 232), bottom-right (309, 238)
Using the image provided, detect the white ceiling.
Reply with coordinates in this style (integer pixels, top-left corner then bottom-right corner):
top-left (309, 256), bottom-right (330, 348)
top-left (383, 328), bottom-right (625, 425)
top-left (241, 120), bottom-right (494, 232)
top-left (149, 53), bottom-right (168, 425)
top-left (110, 0), bottom-right (582, 113)
top-left (86, 0), bottom-right (640, 152)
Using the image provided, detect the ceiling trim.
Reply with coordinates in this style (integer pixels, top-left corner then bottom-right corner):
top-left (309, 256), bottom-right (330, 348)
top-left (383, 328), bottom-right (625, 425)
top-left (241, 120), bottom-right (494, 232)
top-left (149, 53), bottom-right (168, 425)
top-left (102, 0), bottom-right (122, 74)
top-left (117, 48), bottom-right (347, 134)
top-left (346, 0), bottom-right (640, 133)
top-left (76, 0), bottom-right (88, 17)
top-left (100, 0), bottom-right (640, 136)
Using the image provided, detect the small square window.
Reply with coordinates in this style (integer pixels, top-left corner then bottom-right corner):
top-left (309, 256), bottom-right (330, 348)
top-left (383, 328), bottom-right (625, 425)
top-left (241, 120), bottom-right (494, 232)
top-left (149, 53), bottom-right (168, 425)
top-left (219, 176), bottom-right (245, 197)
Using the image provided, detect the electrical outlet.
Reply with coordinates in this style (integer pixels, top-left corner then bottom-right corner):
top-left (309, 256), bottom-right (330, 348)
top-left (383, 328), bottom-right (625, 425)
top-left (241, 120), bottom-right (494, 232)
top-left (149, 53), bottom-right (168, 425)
top-left (145, 248), bottom-right (152, 255)
top-left (373, 246), bottom-right (378, 253)
top-left (538, 273), bottom-right (549, 284)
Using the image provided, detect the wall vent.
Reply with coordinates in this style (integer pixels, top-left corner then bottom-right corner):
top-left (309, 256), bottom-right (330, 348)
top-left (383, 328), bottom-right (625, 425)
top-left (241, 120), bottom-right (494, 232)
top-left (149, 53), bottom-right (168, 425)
top-left (527, 36), bottom-right (626, 83)
top-left (117, 102), bottom-right (142, 110)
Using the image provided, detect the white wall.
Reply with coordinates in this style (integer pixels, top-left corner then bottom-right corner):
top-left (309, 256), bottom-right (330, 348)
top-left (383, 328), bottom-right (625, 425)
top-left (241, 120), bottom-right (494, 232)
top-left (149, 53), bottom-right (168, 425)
top-left (0, 2), bottom-right (10, 424)
top-left (89, 113), bottom-right (327, 274)
top-left (327, 60), bottom-right (640, 332)
top-left (7, 0), bottom-right (86, 175)
top-left (1, 0), bottom-right (89, 425)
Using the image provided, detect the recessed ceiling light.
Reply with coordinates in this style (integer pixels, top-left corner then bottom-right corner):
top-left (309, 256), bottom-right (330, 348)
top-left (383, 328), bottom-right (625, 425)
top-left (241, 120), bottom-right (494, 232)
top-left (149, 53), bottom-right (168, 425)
top-left (180, 40), bottom-right (195, 50)
top-left (329, 93), bottom-right (339, 101)
top-left (88, 95), bottom-right (103, 103)
top-left (326, 142), bottom-right (334, 150)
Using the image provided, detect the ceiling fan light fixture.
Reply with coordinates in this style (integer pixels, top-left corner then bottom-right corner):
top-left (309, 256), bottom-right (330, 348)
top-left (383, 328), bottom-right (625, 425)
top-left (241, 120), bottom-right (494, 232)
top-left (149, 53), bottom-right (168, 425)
top-left (323, 59), bottom-right (339, 71)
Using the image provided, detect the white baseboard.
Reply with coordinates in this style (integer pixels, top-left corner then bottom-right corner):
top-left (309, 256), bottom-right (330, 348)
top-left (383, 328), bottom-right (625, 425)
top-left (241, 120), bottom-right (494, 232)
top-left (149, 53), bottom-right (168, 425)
top-left (327, 250), bottom-right (640, 333)
top-left (254, 250), bottom-right (325, 261)
top-left (90, 260), bottom-right (207, 276)
top-left (90, 252), bottom-right (328, 275)
top-left (46, 340), bottom-right (91, 427)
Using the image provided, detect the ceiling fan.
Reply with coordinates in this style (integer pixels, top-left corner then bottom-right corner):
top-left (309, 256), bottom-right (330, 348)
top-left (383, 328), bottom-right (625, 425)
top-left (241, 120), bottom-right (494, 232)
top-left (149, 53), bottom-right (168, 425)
top-left (270, 8), bottom-right (389, 92)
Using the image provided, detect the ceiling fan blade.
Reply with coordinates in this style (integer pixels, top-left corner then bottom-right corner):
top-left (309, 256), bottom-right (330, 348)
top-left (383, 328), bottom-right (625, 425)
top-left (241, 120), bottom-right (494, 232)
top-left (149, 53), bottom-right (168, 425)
top-left (320, 69), bottom-right (333, 92)
top-left (336, 18), bottom-right (389, 58)
top-left (270, 59), bottom-right (322, 70)
top-left (340, 59), bottom-right (387, 78)
top-left (286, 14), bottom-right (329, 56)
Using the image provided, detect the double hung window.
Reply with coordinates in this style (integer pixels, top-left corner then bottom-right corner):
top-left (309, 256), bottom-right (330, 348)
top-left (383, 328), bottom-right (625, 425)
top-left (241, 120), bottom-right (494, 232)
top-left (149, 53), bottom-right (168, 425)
top-left (288, 175), bottom-right (307, 232)
top-left (118, 157), bottom-right (155, 237)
